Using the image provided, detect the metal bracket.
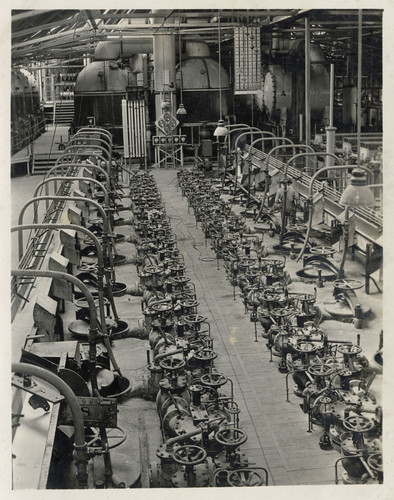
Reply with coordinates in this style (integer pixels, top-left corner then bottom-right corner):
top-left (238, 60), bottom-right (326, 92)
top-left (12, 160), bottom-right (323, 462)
top-left (12, 374), bottom-right (65, 404)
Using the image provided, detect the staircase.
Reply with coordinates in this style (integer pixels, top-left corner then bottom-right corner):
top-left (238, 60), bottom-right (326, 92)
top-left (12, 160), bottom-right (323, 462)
top-left (32, 152), bottom-right (63, 175)
top-left (53, 100), bottom-right (74, 125)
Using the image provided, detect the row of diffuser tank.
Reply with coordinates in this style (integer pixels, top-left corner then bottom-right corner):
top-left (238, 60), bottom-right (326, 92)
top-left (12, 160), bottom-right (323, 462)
top-left (176, 167), bottom-right (383, 485)
top-left (72, 36), bottom-right (333, 147)
top-left (122, 171), bottom-right (269, 488)
top-left (11, 68), bottom-right (46, 155)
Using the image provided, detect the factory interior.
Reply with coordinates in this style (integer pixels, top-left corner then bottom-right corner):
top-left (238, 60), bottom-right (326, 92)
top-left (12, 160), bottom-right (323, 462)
top-left (9, 6), bottom-right (390, 494)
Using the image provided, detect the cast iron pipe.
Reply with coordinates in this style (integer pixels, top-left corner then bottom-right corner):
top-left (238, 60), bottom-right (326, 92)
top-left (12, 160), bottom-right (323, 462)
top-left (12, 362), bottom-right (89, 489)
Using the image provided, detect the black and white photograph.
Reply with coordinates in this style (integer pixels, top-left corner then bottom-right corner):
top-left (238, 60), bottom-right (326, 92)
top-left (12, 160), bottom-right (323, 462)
top-left (6, 3), bottom-right (392, 497)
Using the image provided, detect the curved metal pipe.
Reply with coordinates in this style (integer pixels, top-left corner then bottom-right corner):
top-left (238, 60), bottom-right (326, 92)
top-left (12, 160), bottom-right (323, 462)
top-left (18, 195), bottom-right (110, 257)
top-left (12, 362), bottom-right (88, 489)
top-left (63, 144), bottom-right (110, 161)
top-left (34, 177), bottom-right (110, 206)
top-left (68, 137), bottom-right (111, 160)
top-left (254, 143), bottom-right (314, 221)
top-left (233, 130), bottom-right (270, 192)
top-left (279, 152), bottom-right (343, 243)
top-left (76, 127), bottom-right (112, 140)
top-left (45, 163), bottom-right (111, 193)
top-left (56, 152), bottom-right (109, 170)
top-left (296, 163), bottom-right (374, 262)
top-left (12, 224), bottom-right (110, 338)
top-left (11, 269), bottom-right (99, 393)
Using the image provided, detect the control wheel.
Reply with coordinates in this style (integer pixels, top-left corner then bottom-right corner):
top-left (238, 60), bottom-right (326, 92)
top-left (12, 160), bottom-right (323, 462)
top-left (144, 264), bottom-right (164, 275)
top-left (337, 344), bottom-right (362, 355)
top-left (214, 428), bottom-right (247, 447)
top-left (172, 445), bottom-right (207, 466)
top-left (343, 415), bottom-right (375, 433)
top-left (159, 357), bottom-right (185, 371)
top-left (333, 279), bottom-right (363, 291)
top-left (150, 301), bottom-right (173, 313)
top-left (310, 245), bottom-right (336, 256)
top-left (308, 363), bottom-right (336, 377)
top-left (367, 452), bottom-right (383, 472)
top-left (227, 469), bottom-right (265, 487)
top-left (200, 372), bottom-right (227, 388)
top-left (194, 348), bottom-right (218, 362)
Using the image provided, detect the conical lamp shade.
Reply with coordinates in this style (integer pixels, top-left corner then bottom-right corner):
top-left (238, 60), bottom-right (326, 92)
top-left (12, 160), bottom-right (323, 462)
top-left (339, 168), bottom-right (375, 207)
top-left (176, 103), bottom-right (187, 115)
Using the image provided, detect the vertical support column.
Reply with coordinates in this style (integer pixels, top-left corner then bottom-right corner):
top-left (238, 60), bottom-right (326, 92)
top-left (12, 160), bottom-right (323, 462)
top-left (357, 9), bottom-right (363, 165)
top-left (153, 33), bottom-right (176, 121)
top-left (305, 18), bottom-right (311, 171)
top-left (326, 63), bottom-right (337, 170)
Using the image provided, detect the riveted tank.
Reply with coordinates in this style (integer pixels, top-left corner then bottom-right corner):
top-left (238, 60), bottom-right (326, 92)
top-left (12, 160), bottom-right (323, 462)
top-left (11, 67), bottom-right (43, 155)
top-left (74, 60), bottom-right (137, 144)
top-left (176, 38), bottom-right (230, 122)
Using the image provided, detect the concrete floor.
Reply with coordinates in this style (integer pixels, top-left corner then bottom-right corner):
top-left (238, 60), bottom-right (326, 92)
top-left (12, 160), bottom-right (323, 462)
top-left (11, 164), bottom-right (383, 489)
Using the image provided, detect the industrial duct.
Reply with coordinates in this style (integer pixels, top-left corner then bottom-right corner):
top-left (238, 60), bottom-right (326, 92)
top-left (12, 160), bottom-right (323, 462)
top-left (94, 39), bottom-right (153, 60)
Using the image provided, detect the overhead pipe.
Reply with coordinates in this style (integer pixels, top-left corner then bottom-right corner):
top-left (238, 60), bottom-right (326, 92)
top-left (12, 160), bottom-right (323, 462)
top-left (12, 362), bottom-right (88, 489)
top-left (94, 39), bottom-right (153, 60)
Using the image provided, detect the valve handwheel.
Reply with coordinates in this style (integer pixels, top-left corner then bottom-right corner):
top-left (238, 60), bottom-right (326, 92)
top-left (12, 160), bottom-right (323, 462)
top-left (173, 276), bottom-right (191, 285)
top-left (200, 372), bottom-right (228, 388)
top-left (294, 341), bottom-right (317, 353)
top-left (86, 426), bottom-right (127, 451)
top-left (308, 363), bottom-right (336, 377)
top-left (150, 302), bottom-right (173, 313)
top-left (367, 452), bottom-right (383, 472)
top-left (194, 348), bottom-right (218, 362)
top-left (337, 344), bottom-right (362, 355)
top-left (144, 264), bottom-right (164, 275)
top-left (159, 357), bottom-right (186, 371)
top-left (239, 258), bottom-right (256, 268)
top-left (271, 308), bottom-right (294, 318)
top-left (172, 444), bottom-right (207, 466)
top-left (333, 279), bottom-right (363, 291)
top-left (184, 314), bottom-right (206, 325)
top-left (227, 469), bottom-right (265, 487)
top-left (343, 415), bottom-right (374, 433)
top-left (180, 299), bottom-right (199, 309)
top-left (78, 263), bottom-right (98, 273)
top-left (310, 246), bottom-right (336, 256)
top-left (215, 428), bottom-right (247, 447)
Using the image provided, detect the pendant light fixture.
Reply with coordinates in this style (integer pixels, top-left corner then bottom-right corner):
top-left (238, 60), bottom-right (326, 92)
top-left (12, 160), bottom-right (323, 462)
top-left (176, 13), bottom-right (187, 118)
top-left (214, 11), bottom-right (228, 138)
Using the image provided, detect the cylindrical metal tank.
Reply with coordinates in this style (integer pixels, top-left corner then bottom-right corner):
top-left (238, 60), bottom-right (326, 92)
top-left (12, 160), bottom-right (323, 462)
top-left (175, 39), bottom-right (230, 122)
top-left (11, 68), bottom-right (43, 155)
top-left (74, 60), bottom-right (137, 143)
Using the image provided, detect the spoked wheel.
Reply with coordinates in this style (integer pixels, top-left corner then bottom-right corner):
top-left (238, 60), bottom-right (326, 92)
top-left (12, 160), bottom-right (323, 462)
top-left (227, 468), bottom-right (265, 487)
top-left (86, 426), bottom-right (127, 452)
top-left (200, 372), bottom-right (228, 388)
top-left (308, 363), bottom-right (336, 377)
top-left (159, 357), bottom-right (186, 371)
top-left (172, 445), bottom-right (207, 466)
top-left (367, 452), bottom-right (383, 472)
top-left (310, 245), bottom-right (336, 256)
top-left (214, 428), bottom-right (247, 447)
top-left (337, 344), bottom-right (362, 355)
top-left (333, 279), bottom-right (363, 291)
top-left (343, 415), bottom-right (375, 433)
